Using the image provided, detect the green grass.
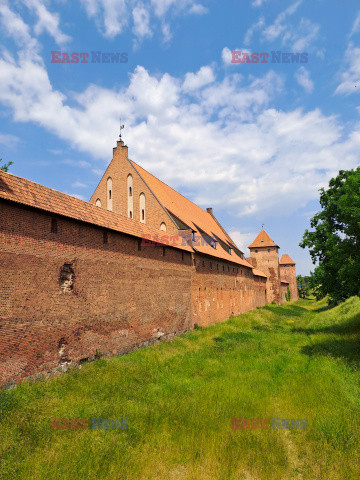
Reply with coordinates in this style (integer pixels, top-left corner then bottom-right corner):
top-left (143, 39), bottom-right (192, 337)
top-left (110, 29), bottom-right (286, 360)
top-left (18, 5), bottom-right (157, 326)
top-left (1, 297), bottom-right (360, 480)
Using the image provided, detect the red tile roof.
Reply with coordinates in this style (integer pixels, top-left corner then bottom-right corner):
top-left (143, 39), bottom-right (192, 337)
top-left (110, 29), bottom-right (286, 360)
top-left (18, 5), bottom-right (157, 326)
top-left (0, 171), bottom-right (193, 252)
top-left (248, 229), bottom-right (279, 249)
top-left (252, 269), bottom-right (267, 278)
top-left (279, 254), bottom-right (296, 265)
top-left (130, 160), bottom-right (239, 250)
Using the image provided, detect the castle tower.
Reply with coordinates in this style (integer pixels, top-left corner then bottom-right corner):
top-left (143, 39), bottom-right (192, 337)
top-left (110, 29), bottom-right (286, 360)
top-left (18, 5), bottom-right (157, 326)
top-left (279, 254), bottom-right (298, 301)
top-left (248, 229), bottom-right (281, 304)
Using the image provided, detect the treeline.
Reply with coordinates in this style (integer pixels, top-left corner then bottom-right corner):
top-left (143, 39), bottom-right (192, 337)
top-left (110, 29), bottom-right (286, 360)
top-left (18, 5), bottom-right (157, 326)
top-left (300, 167), bottom-right (360, 305)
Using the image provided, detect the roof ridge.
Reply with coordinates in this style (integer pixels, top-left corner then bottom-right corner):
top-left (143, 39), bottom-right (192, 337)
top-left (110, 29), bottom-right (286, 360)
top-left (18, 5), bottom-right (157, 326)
top-left (130, 159), bottom-right (216, 221)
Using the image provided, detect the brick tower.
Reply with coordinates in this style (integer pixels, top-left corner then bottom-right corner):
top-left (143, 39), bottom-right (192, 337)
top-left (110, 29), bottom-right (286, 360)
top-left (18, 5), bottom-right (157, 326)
top-left (248, 229), bottom-right (281, 304)
top-left (279, 254), bottom-right (298, 301)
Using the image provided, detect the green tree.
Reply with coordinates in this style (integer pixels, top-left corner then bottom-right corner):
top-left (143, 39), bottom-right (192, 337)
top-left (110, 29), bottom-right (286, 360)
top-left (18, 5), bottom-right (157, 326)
top-left (0, 158), bottom-right (13, 172)
top-left (300, 167), bottom-right (360, 304)
top-left (285, 285), bottom-right (291, 301)
top-left (296, 275), bottom-right (309, 299)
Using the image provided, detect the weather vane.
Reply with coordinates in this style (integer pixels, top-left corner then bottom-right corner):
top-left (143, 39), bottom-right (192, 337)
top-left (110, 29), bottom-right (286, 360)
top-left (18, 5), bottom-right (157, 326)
top-left (261, 223), bottom-right (264, 229)
top-left (119, 119), bottom-right (124, 141)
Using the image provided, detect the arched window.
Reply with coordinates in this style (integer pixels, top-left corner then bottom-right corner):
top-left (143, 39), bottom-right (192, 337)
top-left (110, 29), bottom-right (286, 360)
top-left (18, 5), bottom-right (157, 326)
top-left (127, 174), bottom-right (133, 218)
top-left (107, 177), bottom-right (113, 211)
top-left (160, 222), bottom-right (166, 232)
top-left (139, 193), bottom-right (146, 223)
top-left (95, 198), bottom-right (101, 207)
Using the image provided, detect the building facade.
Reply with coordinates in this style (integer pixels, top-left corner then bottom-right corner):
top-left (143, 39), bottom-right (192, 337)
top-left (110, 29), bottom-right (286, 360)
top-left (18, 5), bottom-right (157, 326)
top-left (0, 139), bottom-right (297, 387)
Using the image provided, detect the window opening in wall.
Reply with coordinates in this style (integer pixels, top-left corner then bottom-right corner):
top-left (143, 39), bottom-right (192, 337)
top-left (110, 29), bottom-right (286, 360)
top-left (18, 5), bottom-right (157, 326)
top-left (163, 247), bottom-right (166, 256)
top-left (142, 209), bottom-right (145, 221)
top-left (103, 230), bottom-right (108, 244)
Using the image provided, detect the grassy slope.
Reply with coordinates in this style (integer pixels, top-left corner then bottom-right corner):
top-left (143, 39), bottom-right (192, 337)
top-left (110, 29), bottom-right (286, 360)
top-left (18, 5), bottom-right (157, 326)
top-left (0, 297), bottom-right (359, 480)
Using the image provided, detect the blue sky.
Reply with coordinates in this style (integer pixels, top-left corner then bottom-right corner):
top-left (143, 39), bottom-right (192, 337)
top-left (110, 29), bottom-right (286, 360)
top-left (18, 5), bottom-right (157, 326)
top-left (1, 0), bottom-right (360, 275)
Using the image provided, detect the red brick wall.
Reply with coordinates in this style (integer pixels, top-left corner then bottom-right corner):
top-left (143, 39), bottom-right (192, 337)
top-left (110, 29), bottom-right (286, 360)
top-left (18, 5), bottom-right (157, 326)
top-left (249, 247), bottom-right (282, 304)
top-left (191, 255), bottom-right (266, 327)
top-left (0, 199), bottom-right (267, 387)
top-left (279, 264), bottom-right (298, 301)
top-left (90, 142), bottom-right (178, 234)
top-left (0, 201), bottom-right (192, 386)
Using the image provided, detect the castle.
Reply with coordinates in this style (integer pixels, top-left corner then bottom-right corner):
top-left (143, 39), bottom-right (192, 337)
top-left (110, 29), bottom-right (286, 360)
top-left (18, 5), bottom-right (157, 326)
top-left (0, 138), bottom-right (297, 387)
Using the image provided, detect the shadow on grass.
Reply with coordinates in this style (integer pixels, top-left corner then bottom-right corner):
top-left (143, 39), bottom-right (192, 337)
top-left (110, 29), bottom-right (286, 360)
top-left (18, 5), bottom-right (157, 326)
top-left (292, 314), bottom-right (360, 336)
top-left (301, 338), bottom-right (360, 366)
top-left (262, 304), bottom-right (308, 318)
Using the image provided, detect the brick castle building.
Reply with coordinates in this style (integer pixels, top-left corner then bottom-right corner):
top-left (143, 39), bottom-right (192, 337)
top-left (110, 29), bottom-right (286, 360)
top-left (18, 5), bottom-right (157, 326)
top-left (0, 138), bottom-right (297, 387)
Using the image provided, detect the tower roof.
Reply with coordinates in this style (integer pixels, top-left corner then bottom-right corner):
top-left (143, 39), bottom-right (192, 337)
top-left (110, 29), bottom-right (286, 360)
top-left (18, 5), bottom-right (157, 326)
top-left (279, 254), bottom-right (296, 265)
top-left (248, 229), bottom-right (279, 249)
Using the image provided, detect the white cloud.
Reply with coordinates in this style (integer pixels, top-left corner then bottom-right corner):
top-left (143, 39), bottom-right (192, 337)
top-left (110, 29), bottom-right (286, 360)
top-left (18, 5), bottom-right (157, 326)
top-left (228, 231), bottom-right (255, 256)
top-left (132, 5), bottom-right (152, 39)
top-left (22, 0), bottom-right (71, 45)
top-left (71, 181), bottom-right (88, 188)
top-left (350, 11), bottom-right (360, 37)
top-left (252, 0), bottom-right (270, 6)
top-left (335, 43), bottom-right (360, 95)
top-left (0, 18), bottom-right (359, 221)
top-left (0, 3), bottom-right (39, 52)
top-left (262, 1), bottom-right (302, 42)
top-left (254, 1), bottom-right (320, 53)
top-left (79, 0), bottom-right (206, 41)
top-left (294, 67), bottom-right (314, 93)
top-left (221, 46), bottom-right (251, 65)
top-left (188, 4), bottom-right (208, 15)
top-left (0, 133), bottom-right (21, 147)
top-left (182, 66), bottom-right (215, 92)
top-left (244, 16), bottom-right (265, 46)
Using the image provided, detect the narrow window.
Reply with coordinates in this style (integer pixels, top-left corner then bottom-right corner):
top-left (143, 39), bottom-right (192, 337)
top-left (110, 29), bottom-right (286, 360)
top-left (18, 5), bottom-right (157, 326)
top-left (103, 230), bottom-right (108, 244)
top-left (51, 218), bottom-right (58, 233)
top-left (107, 177), bottom-right (113, 211)
top-left (139, 193), bottom-right (146, 223)
top-left (163, 247), bottom-right (166, 256)
top-left (127, 174), bottom-right (133, 218)
top-left (222, 265), bottom-right (225, 272)
top-left (217, 264), bottom-right (219, 271)
top-left (202, 261), bottom-right (205, 268)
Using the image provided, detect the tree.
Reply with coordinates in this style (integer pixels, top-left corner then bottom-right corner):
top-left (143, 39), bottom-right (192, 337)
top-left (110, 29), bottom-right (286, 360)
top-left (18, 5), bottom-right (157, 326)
top-left (296, 275), bottom-right (310, 299)
top-left (300, 167), bottom-right (360, 304)
top-left (0, 158), bottom-right (13, 172)
top-left (285, 285), bottom-right (291, 301)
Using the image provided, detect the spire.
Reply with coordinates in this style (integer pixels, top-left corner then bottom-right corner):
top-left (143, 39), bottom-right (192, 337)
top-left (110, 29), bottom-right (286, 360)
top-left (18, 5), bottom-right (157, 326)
top-left (119, 118), bottom-right (124, 141)
top-left (248, 229), bottom-right (279, 249)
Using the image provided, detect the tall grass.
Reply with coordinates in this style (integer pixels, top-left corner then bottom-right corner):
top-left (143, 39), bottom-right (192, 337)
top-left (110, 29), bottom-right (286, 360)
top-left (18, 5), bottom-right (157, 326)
top-left (0, 297), bottom-right (359, 480)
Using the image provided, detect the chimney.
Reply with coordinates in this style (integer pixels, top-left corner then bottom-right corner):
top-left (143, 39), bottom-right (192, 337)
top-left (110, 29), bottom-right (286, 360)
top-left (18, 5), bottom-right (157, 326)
top-left (207, 207), bottom-right (213, 215)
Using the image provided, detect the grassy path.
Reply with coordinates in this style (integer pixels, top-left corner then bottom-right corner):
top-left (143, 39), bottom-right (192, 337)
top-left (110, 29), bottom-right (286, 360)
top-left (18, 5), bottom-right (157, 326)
top-left (0, 297), bottom-right (359, 480)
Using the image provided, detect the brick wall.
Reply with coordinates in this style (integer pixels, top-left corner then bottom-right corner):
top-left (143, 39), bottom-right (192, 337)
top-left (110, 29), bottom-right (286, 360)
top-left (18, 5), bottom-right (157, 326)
top-left (1, 199), bottom-right (267, 387)
top-left (90, 142), bottom-right (178, 235)
top-left (249, 247), bottom-right (282, 304)
top-left (191, 255), bottom-right (266, 327)
top-left (279, 264), bottom-right (298, 301)
top-left (0, 201), bottom-right (192, 386)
